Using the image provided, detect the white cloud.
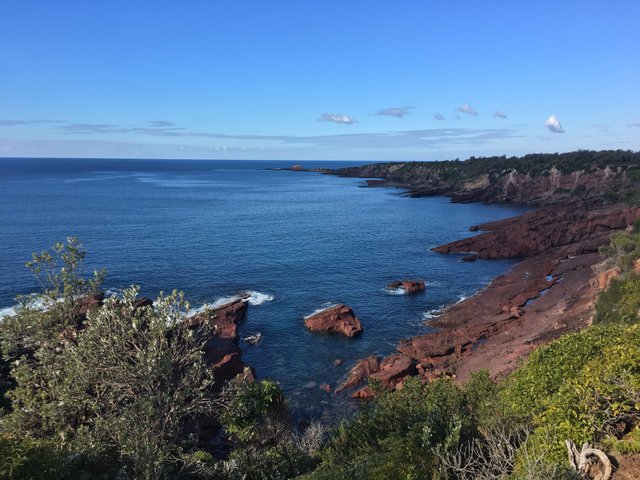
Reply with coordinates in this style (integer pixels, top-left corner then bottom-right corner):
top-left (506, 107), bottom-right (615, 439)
top-left (456, 103), bottom-right (477, 116)
top-left (544, 115), bottom-right (565, 133)
top-left (376, 106), bottom-right (412, 118)
top-left (433, 112), bottom-right (446, 120)
top-left (318, 113), bottom-right (357, 124)
top-left (493, 111), bottom-right (507, 119)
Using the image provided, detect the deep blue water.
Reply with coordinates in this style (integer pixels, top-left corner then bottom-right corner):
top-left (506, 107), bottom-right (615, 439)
top-left (0, 158), bottom-right (524, 420)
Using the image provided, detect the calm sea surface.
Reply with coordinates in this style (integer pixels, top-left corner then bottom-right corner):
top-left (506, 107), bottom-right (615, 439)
top-left (0, 158), bottom-right (524, 420)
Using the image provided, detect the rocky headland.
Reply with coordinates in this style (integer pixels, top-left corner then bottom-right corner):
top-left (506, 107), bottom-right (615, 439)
top-left (324, 150), bottom-right (640, 394)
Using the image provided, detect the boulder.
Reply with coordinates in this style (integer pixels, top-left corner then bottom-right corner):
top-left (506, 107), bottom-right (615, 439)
top-left (352, 386), bottom-right (375, 399)
top-left (304, 304), bottom-right (363, 337)
top-left (336, 355), bottom-right (380, 392)
top-left (387, 280), bottom-right (426, 294)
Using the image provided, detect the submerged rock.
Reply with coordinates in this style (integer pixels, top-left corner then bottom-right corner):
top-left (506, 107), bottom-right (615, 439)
top-left (304, 304), bottom-right (363, 337)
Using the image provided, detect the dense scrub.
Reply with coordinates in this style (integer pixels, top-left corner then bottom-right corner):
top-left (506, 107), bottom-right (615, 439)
top-left (354, 149), bottom-right (640, 179)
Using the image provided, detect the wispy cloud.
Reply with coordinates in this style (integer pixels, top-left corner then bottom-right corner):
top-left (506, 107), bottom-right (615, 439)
top-left (456, 103), bottom-right (477, 116)
top-left (375, 106), bottom-right (412, 118)
top-left (628, 123), bottom-right (640, 128)
top-left (493, 111), bottom-right (507, 119)
top-left (0, 119), bottom-right (64, 126)
top-left (148, 120), bottom-right (175, 127)
top-left (3, 118), bottom-right (522, 157)
top-left (544, 115), bottom-right (565, 133)
top-left (433, 112), bottom-right (446, 121)
top-left (318, 113), bottom-right (357, 124)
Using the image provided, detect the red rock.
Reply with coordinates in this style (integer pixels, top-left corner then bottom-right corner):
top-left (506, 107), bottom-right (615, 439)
top-left (352, 386), bottom-right (375, 399)
top-left (211, 352), bottom-right (245, 384)
top-left (595, 267), bottom-right (620, 291)
top-left (291, 164), bottom-right (304, 171)
top-left (75, 293), bottom-right (105, 320)
top-left (369, 354), bottom-right (416, 388)
top-left (188, 298), bottom-right (248, 332)
top-left (304, 304), bottom-right (363, 337)
top-left (387, 280), bottom-right (426, 294)
top-left (336, 355), bottom-right (380, 392)
top-left (319, 383), bottom-right (332, 393)
top-left (186, 298), bottom-right (249, 389)
top-left (433, 204), bottom-right (640, 260)
top-left (333, 359), bottom-right (343, 367)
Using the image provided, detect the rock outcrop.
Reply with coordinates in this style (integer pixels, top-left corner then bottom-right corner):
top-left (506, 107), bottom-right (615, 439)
top-left (338, 353), bottom-right (416, 397)
top-left (432, 204), bottom-right (640, 260)
top-left (387, 280), bottom-right (426, 294)
top-left (187, 298), bottom-right (249, 386)
top-left (304, 304), bottom-right (363, 337)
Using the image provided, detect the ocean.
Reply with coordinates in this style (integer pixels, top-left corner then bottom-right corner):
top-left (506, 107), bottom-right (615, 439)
top-left (0, 158), bottom-right (523, 420)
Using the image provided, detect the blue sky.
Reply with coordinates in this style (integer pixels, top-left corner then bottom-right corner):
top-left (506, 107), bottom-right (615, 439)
top-left (1, 1), bottom-right (639, 160)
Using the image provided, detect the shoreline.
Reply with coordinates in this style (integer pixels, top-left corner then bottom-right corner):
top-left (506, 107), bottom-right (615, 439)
top-left (321, 168), bottom-right (640, 394)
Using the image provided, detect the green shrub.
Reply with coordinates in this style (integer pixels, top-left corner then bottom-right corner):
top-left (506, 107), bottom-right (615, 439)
top-left (0, 240), bottom-right (218, 480)
top-left (594, 276), bottom-right (640, 325)
top-left (307, 377), bottom-right (479, 480)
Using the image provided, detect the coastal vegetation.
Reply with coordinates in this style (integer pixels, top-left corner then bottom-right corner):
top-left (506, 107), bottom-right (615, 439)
top-left (334, 149), bottom-right (640, 206)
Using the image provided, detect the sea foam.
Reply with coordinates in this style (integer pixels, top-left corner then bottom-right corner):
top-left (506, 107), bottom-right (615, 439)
top-left (188, 290), bottom-right (274, 316)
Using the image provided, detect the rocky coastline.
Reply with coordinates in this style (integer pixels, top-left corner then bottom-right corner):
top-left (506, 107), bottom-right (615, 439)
top-left (320, 151), bottom-right (640, 395)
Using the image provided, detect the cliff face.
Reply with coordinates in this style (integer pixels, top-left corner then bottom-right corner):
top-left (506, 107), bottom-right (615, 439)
top-left (328, 150), bottom-right (640, 206)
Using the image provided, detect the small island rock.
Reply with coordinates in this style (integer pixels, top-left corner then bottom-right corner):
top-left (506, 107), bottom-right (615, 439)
top-left (387, 280), bottom-right (426, 294)
top-left (304, 304), bottom-right (363, 337)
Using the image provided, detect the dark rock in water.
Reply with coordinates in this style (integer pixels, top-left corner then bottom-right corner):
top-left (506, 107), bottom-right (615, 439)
top-left (304, 304), bottom-right (363, 337)
top-left (461, 255), bottom-right (478, 262)
top-left (469, 225), bottom-right (480, 232)
top-left (333, 358), bottom-right (343, 367)
top-left (365, 179), bottom-right (386, 186)
top-left (387, 280), bottom-right (426, 294)
top-left (319, 383), bottom-right (332, 393)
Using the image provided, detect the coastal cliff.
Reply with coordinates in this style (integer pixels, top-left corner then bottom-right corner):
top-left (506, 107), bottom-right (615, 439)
top-left (325, 150), bottom-right (640, 206)
top-left (327, 150), bottom-right (640, 392)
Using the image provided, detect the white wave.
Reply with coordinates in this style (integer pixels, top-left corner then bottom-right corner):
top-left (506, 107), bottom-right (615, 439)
top-left (0, 305), bottom-right (16, 320)
top-left (304, 303), bottom-right (339, 319)
top-left (383, 286), bottom-right (406, 295)
top-left (455, 294), bottom-right (468, 304)
top-left (188, 290), bottom-right (274, 316)
top-left (245, 291), bottom-right (274, 306)
top-left (422, 306), bottom-right (445, 321)
top-left (0, 295), bottom-right (52, 321)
